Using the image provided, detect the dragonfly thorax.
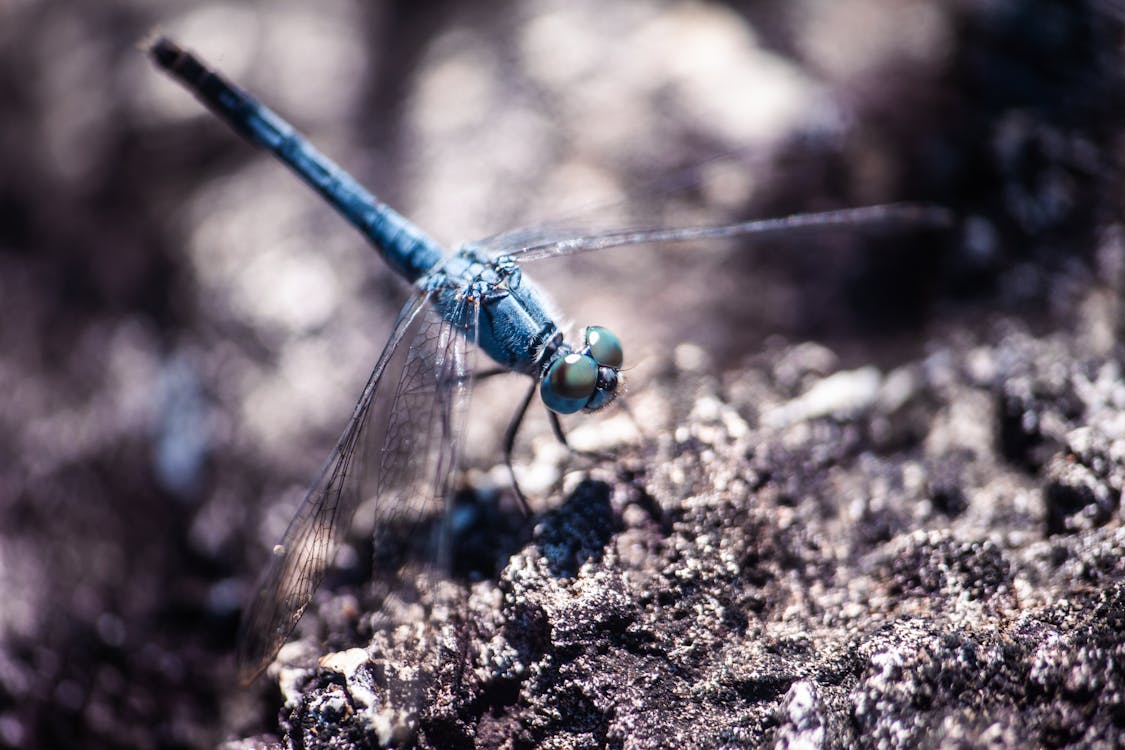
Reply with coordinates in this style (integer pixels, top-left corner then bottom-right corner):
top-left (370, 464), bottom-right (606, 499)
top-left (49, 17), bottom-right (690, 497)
top-left (539, 325), bottom-right (623, 415)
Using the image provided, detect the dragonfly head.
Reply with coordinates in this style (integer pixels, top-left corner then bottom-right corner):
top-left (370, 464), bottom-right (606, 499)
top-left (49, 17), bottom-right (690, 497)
top-left (539, 326), bottom-right (623, 415)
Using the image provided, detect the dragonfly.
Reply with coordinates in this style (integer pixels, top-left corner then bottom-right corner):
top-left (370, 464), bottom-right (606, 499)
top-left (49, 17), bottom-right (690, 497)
top-left (148, 36), bottom-right (951, 684)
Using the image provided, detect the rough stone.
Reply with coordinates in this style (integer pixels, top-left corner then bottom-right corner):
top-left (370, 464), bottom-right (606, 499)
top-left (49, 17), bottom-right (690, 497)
top-left (260, 325), bottom-right (1125, 749)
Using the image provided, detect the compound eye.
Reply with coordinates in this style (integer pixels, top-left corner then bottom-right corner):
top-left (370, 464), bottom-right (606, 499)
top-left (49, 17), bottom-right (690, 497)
top-left (585, 326), bottom-right (623, 369)
top-left (540, 353), bottom-right (599, 414)
top-left (548, 353), bottom-right (598, 399)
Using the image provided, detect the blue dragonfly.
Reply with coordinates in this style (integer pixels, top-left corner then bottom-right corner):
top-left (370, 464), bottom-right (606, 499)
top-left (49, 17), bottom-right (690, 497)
top-left (149, 36), bottom-right (950, 684)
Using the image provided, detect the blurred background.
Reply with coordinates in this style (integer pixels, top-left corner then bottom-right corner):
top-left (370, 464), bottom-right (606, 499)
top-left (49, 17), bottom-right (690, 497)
top-left (0, 0), bottom-right (1120, 746)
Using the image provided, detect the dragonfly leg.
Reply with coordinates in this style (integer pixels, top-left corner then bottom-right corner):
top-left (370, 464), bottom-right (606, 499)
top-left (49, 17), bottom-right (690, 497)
top-left (548, 410), bottom-right (616, 463)
top-left (502, 380), bottom-right (537, 516)
top-left (473, 367), bottom-right (512, 381)
top-left (548, 410), bottom-right (571, 449)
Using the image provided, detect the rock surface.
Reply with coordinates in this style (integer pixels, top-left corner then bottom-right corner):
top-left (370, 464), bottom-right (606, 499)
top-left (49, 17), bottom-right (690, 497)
top-left (0, 1), bottom-right (1121, 748)
top-left (255, 319), bottom-right (1125, 749)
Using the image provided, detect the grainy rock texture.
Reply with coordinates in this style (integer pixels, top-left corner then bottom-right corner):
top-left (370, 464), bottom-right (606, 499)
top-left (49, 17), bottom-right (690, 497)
top-left (258, 320), bottom-right (1125, 749)
top-left (0, 0), bottom-right (1121, 748)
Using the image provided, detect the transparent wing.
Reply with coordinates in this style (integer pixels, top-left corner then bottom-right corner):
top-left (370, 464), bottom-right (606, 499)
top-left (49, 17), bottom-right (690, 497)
top-left (468, 149), bottom-right (821, 259)
top-left (470, 225), bottom-right (590, 258)
top-left (496, 203), bottom-right (954, 264)
top-left (372, 284), bottom-right (478, 537)
top-left (236, 284), bottom-right (479, 683)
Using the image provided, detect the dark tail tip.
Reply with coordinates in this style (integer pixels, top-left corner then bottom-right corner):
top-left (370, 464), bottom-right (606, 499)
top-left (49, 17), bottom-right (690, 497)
top-left (142, 32), bottom-right (183, 70)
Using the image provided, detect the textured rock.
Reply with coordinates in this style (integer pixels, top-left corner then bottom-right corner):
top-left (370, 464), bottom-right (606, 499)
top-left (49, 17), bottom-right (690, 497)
top-left (0, 0), bottom-right (1120, 748)
top-left (252, 323), bottom-right (1125, 749)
